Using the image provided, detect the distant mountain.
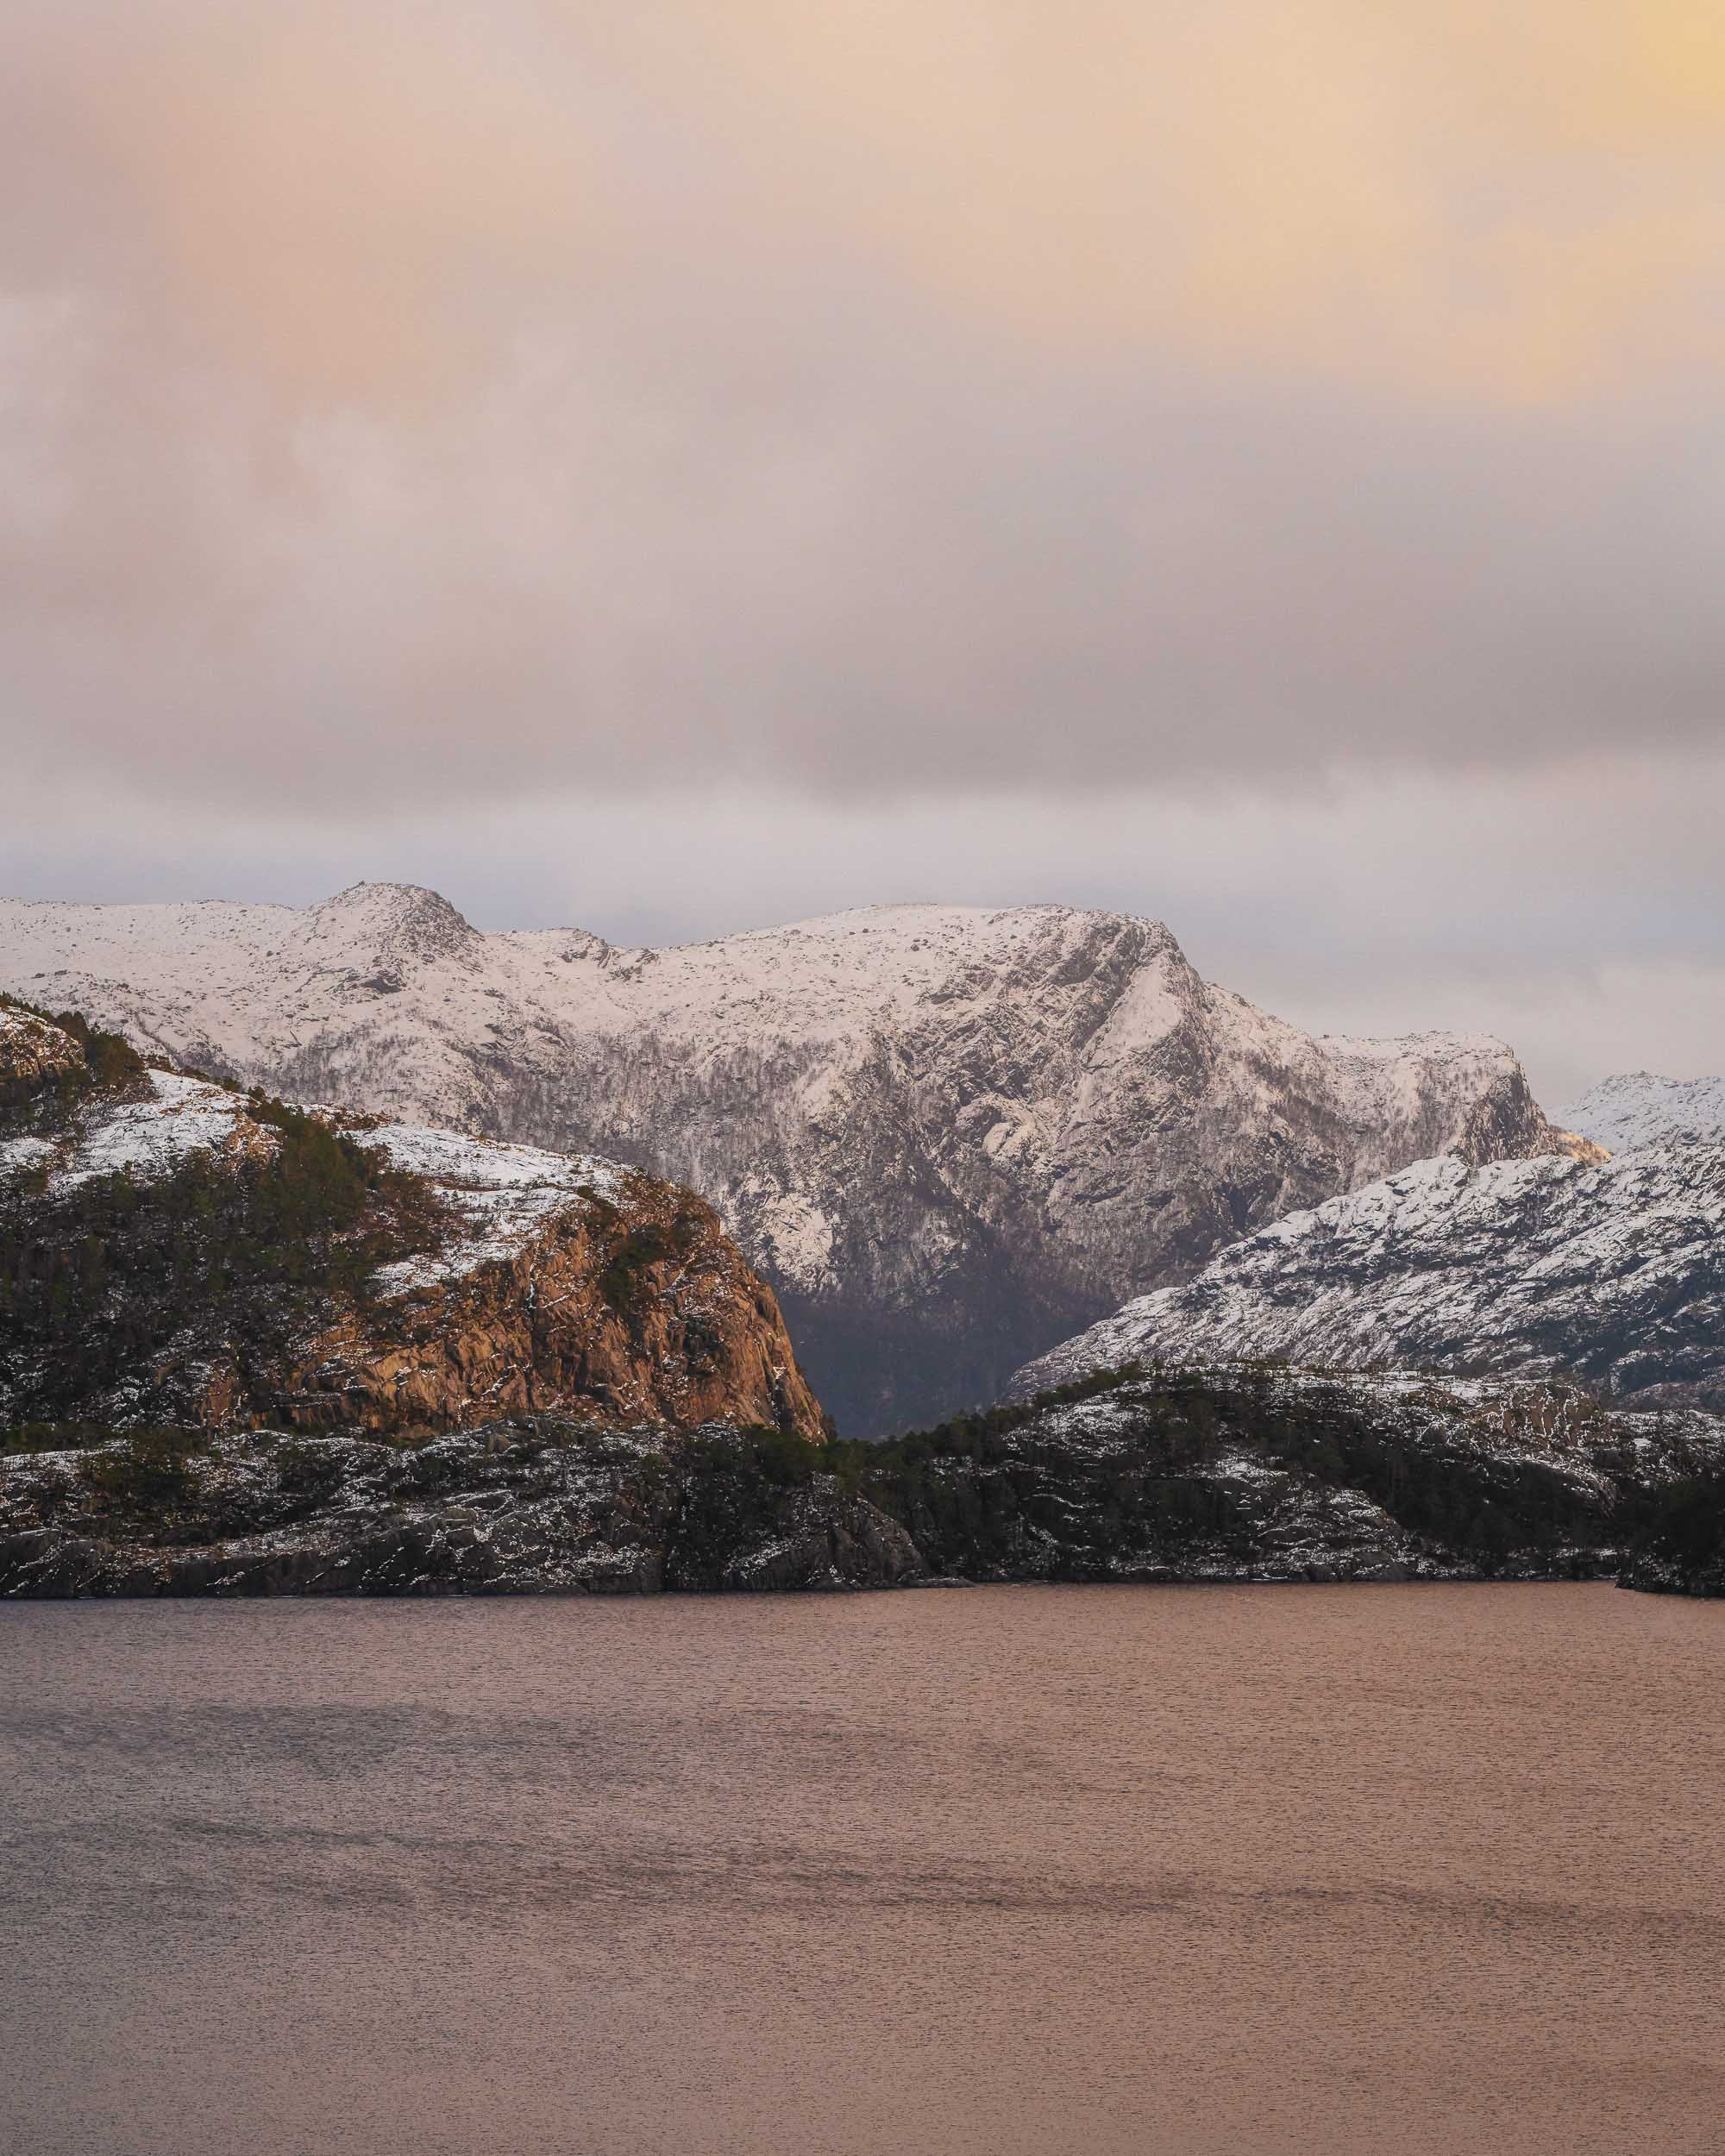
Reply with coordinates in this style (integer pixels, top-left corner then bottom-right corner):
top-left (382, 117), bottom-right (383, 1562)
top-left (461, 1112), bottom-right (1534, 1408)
top-left (0, 883), bottom-right (1570, 1432)
top-left (1559, 1071), bottom-right (1725, 1154)
top-left (1012, 1145), bottom-right (1725, 1412)
top-left (0, 1003), bottom-right (825, 1443)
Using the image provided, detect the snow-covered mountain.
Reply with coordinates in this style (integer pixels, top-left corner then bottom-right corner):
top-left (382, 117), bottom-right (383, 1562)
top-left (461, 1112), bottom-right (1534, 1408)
top-left (0, 882), bottom-right (1570, 1431)
top-left (1559, 1071), bottom-right (1725, 1154)
top-left (1011, 1144), bottom-right (1725, 1411)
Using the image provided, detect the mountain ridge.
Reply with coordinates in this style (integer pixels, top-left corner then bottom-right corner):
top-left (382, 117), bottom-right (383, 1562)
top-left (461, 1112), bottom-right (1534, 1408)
top-left (1011, 1143), bottom-right (1725, 1412)
top-left (0, 883), bottom-right (1571, 1431)
top-left (6, 1365), bottom-right (1722, 1598)
top-left (1559, 1070), bottom-right (1725, 1155)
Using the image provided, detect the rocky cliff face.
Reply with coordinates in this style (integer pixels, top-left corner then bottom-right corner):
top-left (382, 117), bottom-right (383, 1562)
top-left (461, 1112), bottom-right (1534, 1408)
top-left (0, 884), bottom-right (1565, 1431)
top-left (1, 1011), bottom-right (825, 1444)
top-left (5, 1367), bottom-right (1719, 1598)
top-left (1012, 1144), bottom-right (1725, 1411)
top-left (0, 1008), bottom-right (85, 1100)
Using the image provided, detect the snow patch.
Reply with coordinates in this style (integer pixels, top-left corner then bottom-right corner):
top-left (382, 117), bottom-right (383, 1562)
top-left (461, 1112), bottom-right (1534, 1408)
top-left (364, 1119), bottom-right (626, 1294)
top-left (55, 1072), bottom-right (266, 1191)
top-left (0, 1134), bottom-right (56, 1180)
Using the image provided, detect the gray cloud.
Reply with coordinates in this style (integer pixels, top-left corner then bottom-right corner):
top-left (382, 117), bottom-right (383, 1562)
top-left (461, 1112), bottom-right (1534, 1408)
top-left (5, 2), bottom-right (1725, 802)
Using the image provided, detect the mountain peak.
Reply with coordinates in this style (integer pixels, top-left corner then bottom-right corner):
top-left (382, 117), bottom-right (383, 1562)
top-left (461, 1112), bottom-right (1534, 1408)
top-left (312, 883), bottom-right (479, 967)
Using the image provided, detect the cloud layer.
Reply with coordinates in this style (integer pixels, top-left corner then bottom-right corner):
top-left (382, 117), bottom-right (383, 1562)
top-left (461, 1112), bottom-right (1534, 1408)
top-left (2, 1), bottom-right (1722, 1090)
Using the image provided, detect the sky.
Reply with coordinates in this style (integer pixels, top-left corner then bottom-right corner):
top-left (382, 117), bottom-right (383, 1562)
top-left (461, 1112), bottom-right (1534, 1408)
top-left (2, 0), bottom-right (1722, 1105)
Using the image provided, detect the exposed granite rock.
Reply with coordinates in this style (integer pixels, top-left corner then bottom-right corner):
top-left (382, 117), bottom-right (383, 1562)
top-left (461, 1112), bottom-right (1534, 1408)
top-left (0, 1007), bottom-right (86, 1098)
top-left (279, 1186), bottom-right (826, 1442)
top-left (1546, 1128), bottom-right (1612, 1167)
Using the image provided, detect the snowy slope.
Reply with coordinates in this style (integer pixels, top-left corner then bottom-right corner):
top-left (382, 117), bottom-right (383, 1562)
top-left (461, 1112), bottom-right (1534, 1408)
top-left (2, 1062), bottom-right (624, 1288)
top-left (1559, 1072), bottom-right (1725, 1154)
top-left (0, 882), bottom-right (1565, 1430)
top-left (1011, 1144), bottom-right (1725, 1409)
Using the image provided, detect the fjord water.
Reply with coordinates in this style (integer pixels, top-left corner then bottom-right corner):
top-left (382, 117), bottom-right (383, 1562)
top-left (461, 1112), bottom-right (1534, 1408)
top-left (3, 1588), bottom-right (1721, 2156)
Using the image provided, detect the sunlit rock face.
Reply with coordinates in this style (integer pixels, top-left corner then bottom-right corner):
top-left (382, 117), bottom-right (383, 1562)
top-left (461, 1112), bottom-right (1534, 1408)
top-left (0, 1008), bottom-right (86, 1096)
top-left (0, 885), bottom-right (1562, 1431)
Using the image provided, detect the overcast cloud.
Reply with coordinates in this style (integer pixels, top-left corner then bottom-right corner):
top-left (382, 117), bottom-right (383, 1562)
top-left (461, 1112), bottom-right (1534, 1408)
top-left (2, 0), bottom-right (1722, 1100)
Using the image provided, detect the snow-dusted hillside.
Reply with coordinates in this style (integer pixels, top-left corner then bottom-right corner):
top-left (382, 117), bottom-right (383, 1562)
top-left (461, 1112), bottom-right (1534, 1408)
top-left (1, 1015), bottom-right (825, 1442)
top-left (1011, 1145), bottom-right (1725, 1410)
top-left (0, 882), bottom-right (1567, 1430)
top-left (1559, 1071), bottom-right (1725, 1154)
top-left (2, 1061), bottom-right (627, 1272)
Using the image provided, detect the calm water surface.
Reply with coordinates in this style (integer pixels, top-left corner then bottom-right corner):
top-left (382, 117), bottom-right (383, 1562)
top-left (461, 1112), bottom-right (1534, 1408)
top-left (2, 1584), bottom-right (1722, 2155)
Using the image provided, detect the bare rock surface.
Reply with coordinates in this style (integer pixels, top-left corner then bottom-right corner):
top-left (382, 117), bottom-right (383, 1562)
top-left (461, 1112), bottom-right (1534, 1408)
top-left (0, 1009), bottom-right (85, 1095)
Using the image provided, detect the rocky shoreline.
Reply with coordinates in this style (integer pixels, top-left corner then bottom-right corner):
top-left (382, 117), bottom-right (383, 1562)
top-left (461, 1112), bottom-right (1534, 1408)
top-left (7, 1367), bottom-right (1721, 1599)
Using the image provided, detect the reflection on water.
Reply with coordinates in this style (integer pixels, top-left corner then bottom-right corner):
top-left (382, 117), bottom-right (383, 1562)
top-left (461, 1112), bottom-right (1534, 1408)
top-left (3, 1583), bottom-right (1722, 2155)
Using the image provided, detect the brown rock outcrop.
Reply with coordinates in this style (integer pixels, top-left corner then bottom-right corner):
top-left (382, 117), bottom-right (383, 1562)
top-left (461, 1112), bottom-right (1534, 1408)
top-left (283, 1176), bottom-right (829, 1440)
top-left (0, 1008), bottom-right (85, 1095)
top-left (1543, 1126), bottom-right (1612, 1168)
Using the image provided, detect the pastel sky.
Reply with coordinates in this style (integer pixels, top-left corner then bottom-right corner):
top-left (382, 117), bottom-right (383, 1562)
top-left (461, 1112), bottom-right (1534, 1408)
top-left (3, 0), bottom-right (1722, 1100)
